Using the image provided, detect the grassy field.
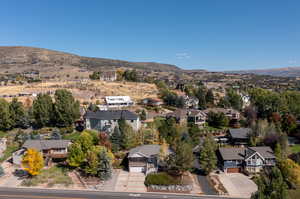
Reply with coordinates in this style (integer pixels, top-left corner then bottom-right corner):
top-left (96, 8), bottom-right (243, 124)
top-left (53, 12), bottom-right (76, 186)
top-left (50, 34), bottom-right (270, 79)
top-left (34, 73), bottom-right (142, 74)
top-left (0, 80), bottom-right (159, 103)
top-left (288, 189), bottom-right (300, 199)
top-left (290, 144), bottom-right (300, 154)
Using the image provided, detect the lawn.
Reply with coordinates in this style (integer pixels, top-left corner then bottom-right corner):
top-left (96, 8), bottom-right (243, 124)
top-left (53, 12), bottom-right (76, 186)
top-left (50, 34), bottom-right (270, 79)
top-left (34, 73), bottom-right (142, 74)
top-left (62, 131), bottom-right (81, 141)
top-left (21, 166), bottom-right (73, 187)
top-left (289, 144), bottom-right (300, 154)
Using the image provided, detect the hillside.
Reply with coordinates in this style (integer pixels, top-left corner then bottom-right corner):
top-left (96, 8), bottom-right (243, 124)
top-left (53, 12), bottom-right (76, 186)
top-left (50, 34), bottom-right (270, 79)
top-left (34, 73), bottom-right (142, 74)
top-left (0, 46), bottom-right (181, 76)
top-left (227, 66), bottom-right (300, 77)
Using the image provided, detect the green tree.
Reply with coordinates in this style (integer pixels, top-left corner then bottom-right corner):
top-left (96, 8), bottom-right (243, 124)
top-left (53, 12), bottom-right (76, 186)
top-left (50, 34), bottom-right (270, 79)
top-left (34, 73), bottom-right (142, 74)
top-left (207, 111), bottom-right (229, 128)
top-left (158, 118), bottom-right (180, 146)
top-left (53, 89), bottom-right (80, 127)
top-left (84, 146), bottom-right (100, 175)
top-left (9, 98), bottom-right (28, 128)
top-left (119, 119), bottom-right (136, 150)
top-left (251, 167), bottom-right (288, 199)
top-left (166, 140), bottom-right (194, 176)
top-left (140, 109), bottom-right (147, 121)
top-left (226, 89), bottom-right (243, 110)
top-left (89, 71), bottom-right (101, 80)
top-left (32, 93), bottom-right (53, 127)
top-left (0, 98), bottom-right (13, 130)
top-left (110, 126), bottom-right (122, 152)
top-left (67, 142), bottom-right (85, 167)
top-left (199, 135), bottom-right (217, 175)
top-left (97, 150), bottom-right (113, 180)
top-left (206, 89), bottom-right (214, 105)
top-left (195, 86), bottom-right (207, 110)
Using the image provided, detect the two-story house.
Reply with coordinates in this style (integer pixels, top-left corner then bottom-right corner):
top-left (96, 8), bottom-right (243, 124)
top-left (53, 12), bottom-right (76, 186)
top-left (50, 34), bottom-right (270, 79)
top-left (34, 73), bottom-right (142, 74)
top-left (187, 110), bottom-right (207, 127)
top-left (128, 144), bottom-right (172, 174)
top-left (218, 146), bottom-right (276, 173)
top-left (84, 110), bottom-right (141, 133)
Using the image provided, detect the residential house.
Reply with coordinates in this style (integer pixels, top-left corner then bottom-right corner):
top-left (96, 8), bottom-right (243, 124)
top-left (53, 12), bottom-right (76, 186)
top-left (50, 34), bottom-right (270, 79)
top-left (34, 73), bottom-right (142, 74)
top-left (183, 96), bottom-right (199, 109)
top-left (142, 98), bottom-right (163, 107)
top-left (99, 71), bottom-right (117, 81)
top-left (218, 146), bottom-right (276, 173)
top-left (228, 128), bottom-right (252, 145)
top-left (13, 139), bottom-right (71, 166)
top-left (128, 144), bottom-right (171, 174)
top-left (187, 110), bottom-right (207, 127)
top-left (105, 96), bottom-right (134, 108)
top-left (84, 110), bottom-right (141, 133)
top-left (166, 109), bottom-right (188, 124)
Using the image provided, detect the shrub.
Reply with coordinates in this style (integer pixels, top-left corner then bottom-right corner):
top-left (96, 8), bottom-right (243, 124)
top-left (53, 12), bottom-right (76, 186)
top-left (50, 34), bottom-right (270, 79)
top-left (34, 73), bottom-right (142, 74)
top-left (145, 172), bottom-right (180, 186)
top-left (0, 166), bottom-right (4, 177)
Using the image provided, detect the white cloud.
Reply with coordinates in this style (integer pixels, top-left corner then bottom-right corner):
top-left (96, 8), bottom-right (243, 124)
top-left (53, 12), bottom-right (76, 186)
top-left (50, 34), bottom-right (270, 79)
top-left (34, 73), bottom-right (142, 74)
top-left (175, 52), bottom-right (191, 59)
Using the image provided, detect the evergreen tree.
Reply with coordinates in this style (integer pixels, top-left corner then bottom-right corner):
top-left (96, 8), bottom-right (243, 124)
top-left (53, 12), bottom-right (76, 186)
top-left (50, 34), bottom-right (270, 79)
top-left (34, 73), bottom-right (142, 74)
top-left (199, 135), bottom-right (217, 175)
top-left (53, 89), bottom-right (80, 127)
top-left (206, 89), bottom-right (214, 105)
top-left (9, 98), bottom-right (28, 128)
top-left (97, 150), bottom-right (112, 180)
top-left (251, 167), bottom-right (288, 199)
top-left (166, 140), bottom-right (194, 176)
top-left (195, 86), bottom-right (207, 110)
top-left (0, 98), bottom-right (12, 131)
top-left (110, 126), bottom-right (122, 152)
top-left (226, 89), bottom-right (243, 111)
top-left (32, 93), bottom-right (53, 127)
top-left (118, 119), bottom-right (136, 150)
top-left (207, 111), bottom-right (229, 128)
top-left (140, 109), bottom-right (147, 121)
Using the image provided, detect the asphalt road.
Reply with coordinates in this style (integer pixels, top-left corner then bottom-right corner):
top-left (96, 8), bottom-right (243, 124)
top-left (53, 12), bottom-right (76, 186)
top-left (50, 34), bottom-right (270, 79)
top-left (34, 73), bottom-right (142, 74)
top-left (0, 187), bottom-right (244, 199)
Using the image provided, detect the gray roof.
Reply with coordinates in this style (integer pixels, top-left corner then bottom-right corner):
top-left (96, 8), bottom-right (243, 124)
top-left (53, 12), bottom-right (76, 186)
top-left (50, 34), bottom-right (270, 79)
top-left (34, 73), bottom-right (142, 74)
top-left (128, 144), bottom-right (162, 158)
top-left (247, 147), bottom-right (275, 159)
top-left (23, 140), bottom-right (71, 151)
top-left (219, 146), bottom-right (275, 161)
top-left (166, 109), bottom-right (188, 119)
top-left (85, 110), bottom-right (138, 120)
top-left (229, 128), bottom-right (252, 139)
top-left (219, 147), bottom-right (245, 160)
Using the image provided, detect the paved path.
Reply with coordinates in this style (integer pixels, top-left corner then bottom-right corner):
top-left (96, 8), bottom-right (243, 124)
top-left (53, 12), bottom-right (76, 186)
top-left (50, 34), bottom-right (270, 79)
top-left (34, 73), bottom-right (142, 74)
top-left (0, 187), bottom-right (244, 199)
top-left (114, 170), bottom-right (146, 192)
top-left (217, 173), bottom-right (257, 198)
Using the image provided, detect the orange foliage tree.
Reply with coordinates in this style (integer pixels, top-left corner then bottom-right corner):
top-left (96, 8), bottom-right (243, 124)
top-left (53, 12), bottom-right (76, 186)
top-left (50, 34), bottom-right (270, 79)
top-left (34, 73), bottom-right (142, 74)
top-left (22, 148), bottom-right (44, 176)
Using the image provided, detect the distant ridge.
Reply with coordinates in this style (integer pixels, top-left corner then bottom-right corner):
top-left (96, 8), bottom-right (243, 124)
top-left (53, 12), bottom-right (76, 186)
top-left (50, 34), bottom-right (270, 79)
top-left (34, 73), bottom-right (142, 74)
top-left (0, 46), bottom-right (181, 73)
top-left (227, 66), bottom-right (300, 77)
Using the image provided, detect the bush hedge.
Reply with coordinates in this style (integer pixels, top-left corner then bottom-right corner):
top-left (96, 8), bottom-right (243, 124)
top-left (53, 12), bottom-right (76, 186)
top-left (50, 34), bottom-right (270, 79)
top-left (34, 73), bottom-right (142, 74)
top-left (145, 172), bottom-right (180, 186)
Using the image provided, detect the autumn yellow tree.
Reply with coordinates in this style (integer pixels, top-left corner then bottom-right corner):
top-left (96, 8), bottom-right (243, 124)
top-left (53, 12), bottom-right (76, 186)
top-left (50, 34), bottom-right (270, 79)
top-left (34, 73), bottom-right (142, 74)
top-left (22, 149), bottom-right (44, 176)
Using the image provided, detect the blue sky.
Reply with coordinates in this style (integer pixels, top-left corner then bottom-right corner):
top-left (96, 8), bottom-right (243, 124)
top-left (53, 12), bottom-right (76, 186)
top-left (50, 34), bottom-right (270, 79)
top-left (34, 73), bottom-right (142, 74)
top-left (0, 0), bottom-right (299, 71)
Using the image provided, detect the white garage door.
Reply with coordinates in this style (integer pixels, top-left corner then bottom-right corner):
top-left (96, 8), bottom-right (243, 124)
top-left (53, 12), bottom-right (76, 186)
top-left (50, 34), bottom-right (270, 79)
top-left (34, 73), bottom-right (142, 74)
top-left (130, 166), bottom-right (144, 172)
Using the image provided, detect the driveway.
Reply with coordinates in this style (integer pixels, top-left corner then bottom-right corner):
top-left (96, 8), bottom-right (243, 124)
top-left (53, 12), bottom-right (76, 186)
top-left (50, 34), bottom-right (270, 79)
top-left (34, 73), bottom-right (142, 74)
top-left (217, 173), bottom-right (257, 198)
top-left (114, 170), bottom-right (146, 192)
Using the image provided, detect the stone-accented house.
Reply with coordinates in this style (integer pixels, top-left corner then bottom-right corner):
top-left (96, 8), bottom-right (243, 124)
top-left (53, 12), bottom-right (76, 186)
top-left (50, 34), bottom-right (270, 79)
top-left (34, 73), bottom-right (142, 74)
top-left (187, 110), bottom-right (207, 126)
top-left (99, 71), bottom-right (117, 81)
top-left (228, 128), bottom-right (252, 145)
top-left (13, 140), bottom-right (71, 166)
top-left (218, 146), bottom-right (276, 173)
top-left (84, 110), bottom-right (141, 133)
top-left (128, 144), bottom-right (171, 174)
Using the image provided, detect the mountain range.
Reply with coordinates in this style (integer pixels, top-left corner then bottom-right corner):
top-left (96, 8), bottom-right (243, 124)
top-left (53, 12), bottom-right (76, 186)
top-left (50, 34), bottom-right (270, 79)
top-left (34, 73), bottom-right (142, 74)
top-left (0, 46), bottom-right (299, 77)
